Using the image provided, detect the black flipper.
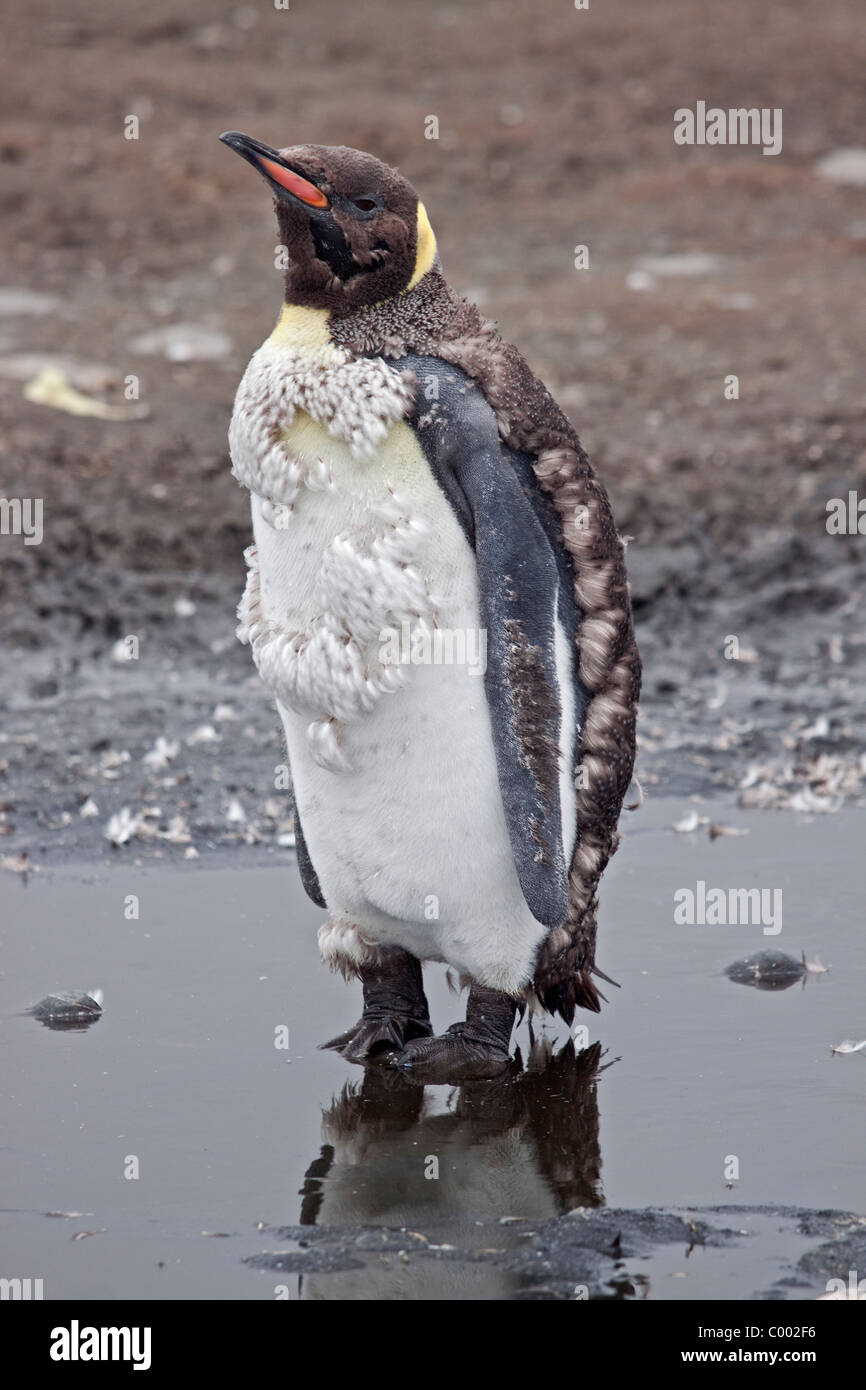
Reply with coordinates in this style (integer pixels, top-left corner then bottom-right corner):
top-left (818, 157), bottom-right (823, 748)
top-left (395, 355), bottom-right (589, 930)
top-left (294, 807), bottom-right (327, 908)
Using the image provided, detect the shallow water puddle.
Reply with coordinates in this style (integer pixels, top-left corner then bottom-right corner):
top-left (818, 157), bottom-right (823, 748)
top-left (2, 799), bottom-right (864, 1299)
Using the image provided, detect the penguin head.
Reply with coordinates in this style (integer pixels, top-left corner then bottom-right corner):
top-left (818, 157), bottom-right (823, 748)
top-left (219, 133), bottom-right (437, 313)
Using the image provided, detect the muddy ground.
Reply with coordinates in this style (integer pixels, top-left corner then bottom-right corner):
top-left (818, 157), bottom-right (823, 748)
top-left (248, 1207), bottom-right (866, 1301)
top-left (2, 0), bottom-right (866, 863)
top-left (1, 0), bottom-right (865, 1303)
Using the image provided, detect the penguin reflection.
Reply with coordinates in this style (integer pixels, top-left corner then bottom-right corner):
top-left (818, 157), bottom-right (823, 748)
top-left (297, 1040), bottom-right (610, 1300)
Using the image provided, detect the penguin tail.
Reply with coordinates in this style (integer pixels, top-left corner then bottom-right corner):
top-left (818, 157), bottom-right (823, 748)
top-left (533, 968), bottom-right (603, 1027)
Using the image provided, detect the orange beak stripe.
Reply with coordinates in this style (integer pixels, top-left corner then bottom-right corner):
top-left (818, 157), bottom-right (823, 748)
top-left (259, 157), bottom-right (328, 208)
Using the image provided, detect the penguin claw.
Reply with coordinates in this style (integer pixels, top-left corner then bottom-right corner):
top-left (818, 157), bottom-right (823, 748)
top-left (395, 1032), bottom-right (512, 1083)
top-left (320, 1013), bottom-right (433, 1063)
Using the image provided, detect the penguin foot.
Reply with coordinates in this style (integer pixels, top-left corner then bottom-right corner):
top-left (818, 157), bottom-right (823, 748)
top-left (322, 1011), bottom-right (433, 1063)
top-left (320, 947), bottom-right (432, 1063)
top-left (395, 1029), bottom-right (511, 1082)
top-left (395, 984), bottom-right (517, 1082)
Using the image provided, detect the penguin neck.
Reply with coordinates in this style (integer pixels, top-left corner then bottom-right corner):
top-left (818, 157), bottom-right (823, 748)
top-left (268, 303), bottom-right (337, 359)
top-left (271, 269), bottom-right (481, 362)
top-left (327, 267), bottom-right (475, 358)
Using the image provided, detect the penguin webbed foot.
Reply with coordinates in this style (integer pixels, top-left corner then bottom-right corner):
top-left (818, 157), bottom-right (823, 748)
top-left (320, 947), bottom-right (432, 1063)
top-left (395, 984), bottom-right (517, 1083)
top-left (395, 1031), bottom-right (511, 1082)
top-left (321, 1010), bottom-right (433, 1063)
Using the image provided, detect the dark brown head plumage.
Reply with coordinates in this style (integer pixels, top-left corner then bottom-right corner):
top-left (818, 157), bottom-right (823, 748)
top-left (220, 134), bottom-right (423, 313)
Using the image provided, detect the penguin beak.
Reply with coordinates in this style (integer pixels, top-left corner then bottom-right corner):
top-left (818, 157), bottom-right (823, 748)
top-left (219, 131), bottom-right (329, 210)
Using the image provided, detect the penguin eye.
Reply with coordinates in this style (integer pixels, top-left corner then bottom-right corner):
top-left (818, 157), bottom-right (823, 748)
top-left (351, 196), bottom-right (380, 213)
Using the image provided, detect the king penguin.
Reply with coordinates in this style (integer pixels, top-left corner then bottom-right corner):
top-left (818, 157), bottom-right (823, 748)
top-left (220, 131), bottom-right (641, 1081)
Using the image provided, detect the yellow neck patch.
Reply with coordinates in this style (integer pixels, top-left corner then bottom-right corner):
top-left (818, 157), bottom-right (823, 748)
top-left (267, 302), bottom-right (337, 356)
top-left (404, 202), bottom-right (437, 293)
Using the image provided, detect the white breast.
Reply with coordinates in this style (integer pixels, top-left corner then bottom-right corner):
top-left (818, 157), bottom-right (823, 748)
top-left (237, 408), bottom-right (465, 774)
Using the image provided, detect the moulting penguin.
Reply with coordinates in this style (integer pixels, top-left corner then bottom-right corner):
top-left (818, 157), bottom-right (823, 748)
top-left (220, 132), bottom-right (641, 1081)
